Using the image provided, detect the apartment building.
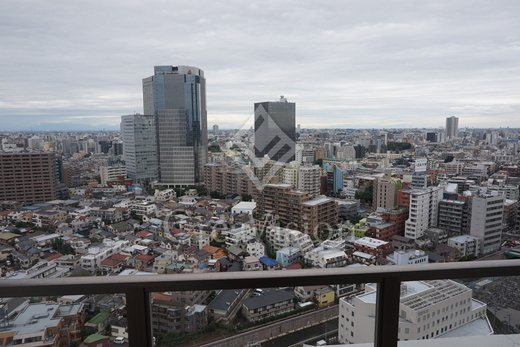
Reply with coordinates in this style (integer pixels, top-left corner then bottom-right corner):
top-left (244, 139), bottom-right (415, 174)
top-left (404, 187), bottom-right (443, 239)
top-left (265, 226), bottom-right (313, 254)
top-left (203, 162), bottom-right (257, 196)
top-left (0, 152), bottom-right (58, 204)
top-left (470, 193), bottom-right (504, 255)
top-left (447, 235), bottom-right (480, 258)
top-left (99, 165), bottom-right (127, 185)
top-left (298, 165), bottom-right (321, 197)
top-left (374, 170), bottom-right (402, 210)
top-left (256, 183), bottom-right (338, 234)
top-left (437, 198), bottom-right (470, 237)
top-left (339, 280), bottom-right (490, 344)
top-left (80, 239), bottom-right (129, 273)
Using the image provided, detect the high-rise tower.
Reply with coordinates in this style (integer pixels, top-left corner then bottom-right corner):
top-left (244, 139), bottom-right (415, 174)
top-left (254, 96), bottom-right (296, 163)
top-left (142, 66), bottom-right (208, 186)
top-left (446, 116), bottom-right (459, 139)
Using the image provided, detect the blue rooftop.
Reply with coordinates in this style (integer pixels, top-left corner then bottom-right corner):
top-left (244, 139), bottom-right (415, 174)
top-left (259, 256), bottom-right (279, 267)
top-left (21, 206), bottom-right (41, 210)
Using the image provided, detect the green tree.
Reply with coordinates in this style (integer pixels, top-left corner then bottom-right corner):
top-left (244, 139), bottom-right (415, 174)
top-left (241, 194), bottom-right (253, 201)
top-left (208, 144), bottom-right (221, 152)
top-left (387, 142), bottom-right (412, 152)
top-left (355, 185), bottom-right (373, 206)
top-left (444, 155), bottom-right (455, 163)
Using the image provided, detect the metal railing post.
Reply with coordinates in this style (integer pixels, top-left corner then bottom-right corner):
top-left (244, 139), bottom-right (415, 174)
top-left (375, 277), bottom-right (401, 347)
top-left (126, 287), bottom-right (152, 347)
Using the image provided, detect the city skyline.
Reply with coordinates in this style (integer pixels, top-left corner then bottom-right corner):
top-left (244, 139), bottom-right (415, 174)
top-left (1, 1), bottom-right (520, 131)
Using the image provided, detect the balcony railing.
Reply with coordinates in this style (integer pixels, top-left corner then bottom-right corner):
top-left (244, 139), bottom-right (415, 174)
top-left (1, 259), bottom-right (520, 347)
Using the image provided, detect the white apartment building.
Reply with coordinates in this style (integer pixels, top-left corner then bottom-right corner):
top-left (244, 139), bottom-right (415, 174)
top-left (246, 240), bottom-right (265, 258)
top-left (99, 165), bottom-right (127, 185)
top-left (387, 250), bottom-right (428, 265)
top-left (298, 165), bottom-right (321, 197)
top-left (405, 187), bottom-right (443, 239)
top-left (265, 226), bottom-right (313, 254)
top-left (81, 239), bottom-right (130, 273)
top-left (304, 247), bottom-right (348, 268)
top-left (470, 193), bottom-right (504, 255)
top-left (223, 224), bottom-right (257, 248)
top-left (339, 280), bottom-right (490, 344)
top-left (282, 165), bottom-right (299, 186)
top-left (448, 235), bottom-right (480, 257)
top-left (129, 201), bottom-right (157, 216)
top-left (488, 184), bottom-right (519, 200)
top-left (154, 188), bottom-right (176, 202)
top-left (445, 160), bottom-right (464, 177)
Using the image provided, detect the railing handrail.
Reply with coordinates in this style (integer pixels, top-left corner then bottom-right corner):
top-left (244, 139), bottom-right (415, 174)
top-left (2, 259), bottom-right (520, 347)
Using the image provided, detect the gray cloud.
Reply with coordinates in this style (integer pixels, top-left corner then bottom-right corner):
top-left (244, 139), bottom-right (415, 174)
top-left (0, 0), bottom-right (519, 130)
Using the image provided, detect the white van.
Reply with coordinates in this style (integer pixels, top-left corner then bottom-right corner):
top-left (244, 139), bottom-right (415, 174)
top-left (114, 337), bottom-right (125, 344)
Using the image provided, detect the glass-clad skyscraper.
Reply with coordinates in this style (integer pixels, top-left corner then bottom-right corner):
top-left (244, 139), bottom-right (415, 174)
top-left (121, 114), bottom-right (158, 182)
top-left (142, 66), bottom-right (208, 186)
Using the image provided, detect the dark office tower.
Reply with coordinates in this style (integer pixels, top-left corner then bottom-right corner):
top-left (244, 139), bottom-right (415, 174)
top-left (426, 132), bottom-right (437, 142)
top-left (446, 116), bottom-right (459, 139)
top-left (353, 144), bottom-right (366, 159)
top-left (254, 96), bottom-right (296, 163)
top-left (142, 66), bottom-right (208, 187)
top-left (0, 152), bottom-right (58, 204)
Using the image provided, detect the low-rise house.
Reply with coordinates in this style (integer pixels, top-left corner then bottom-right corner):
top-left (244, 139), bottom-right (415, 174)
top-left (242, 255), bottom-right (262, 271)
top-left (54, 254), bottom-right (81, 270)
top-left (153, 253), bottom-right (175, 274)
top-left (56, 225), bottom-right (74, 236)
top-left (187, 249), bottom-right (211, 265)
top-left (107, 221), bottom-right (134, 235)
top-left (84, 311), bottom-right (111, 334)
top-left (89, 207), bottom-right (124, 224)
top-left (295, 285), bottom-right (328, 302)
top-left (201, 245), bottom-right (226, 259)
top-left (227, 245), bottom-right (248, 261)
top-left (447, 235), bottom-right (480, 258)
top-left (99, 256), bottom-right (126, 274)
top-left (0, 243), bottom-right (14, 261)
top-left (135, 254), bottom-right (156, 271)
top-left (433, 244), bottom-right (461, 262)
top-left (315, 287), bottom-right (335, 307)
top-left (32, 209), bottom-right (68, 228)
top-left (207, 289), bottom-right (247, 323)
top-left (110, 317), bottom-right (128, 340)
top-left (276, 247), bottom-right (302, 267)
top-left (83, 334), bottom-right (110, 347)
top-left (259, 256), bottom-right (280, 270)
top-left (241, 290), bottom-right (294, 322)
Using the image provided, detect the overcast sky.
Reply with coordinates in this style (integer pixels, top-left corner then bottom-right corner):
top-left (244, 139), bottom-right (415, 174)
top-left (1, 0), bottom-right (519, 131)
